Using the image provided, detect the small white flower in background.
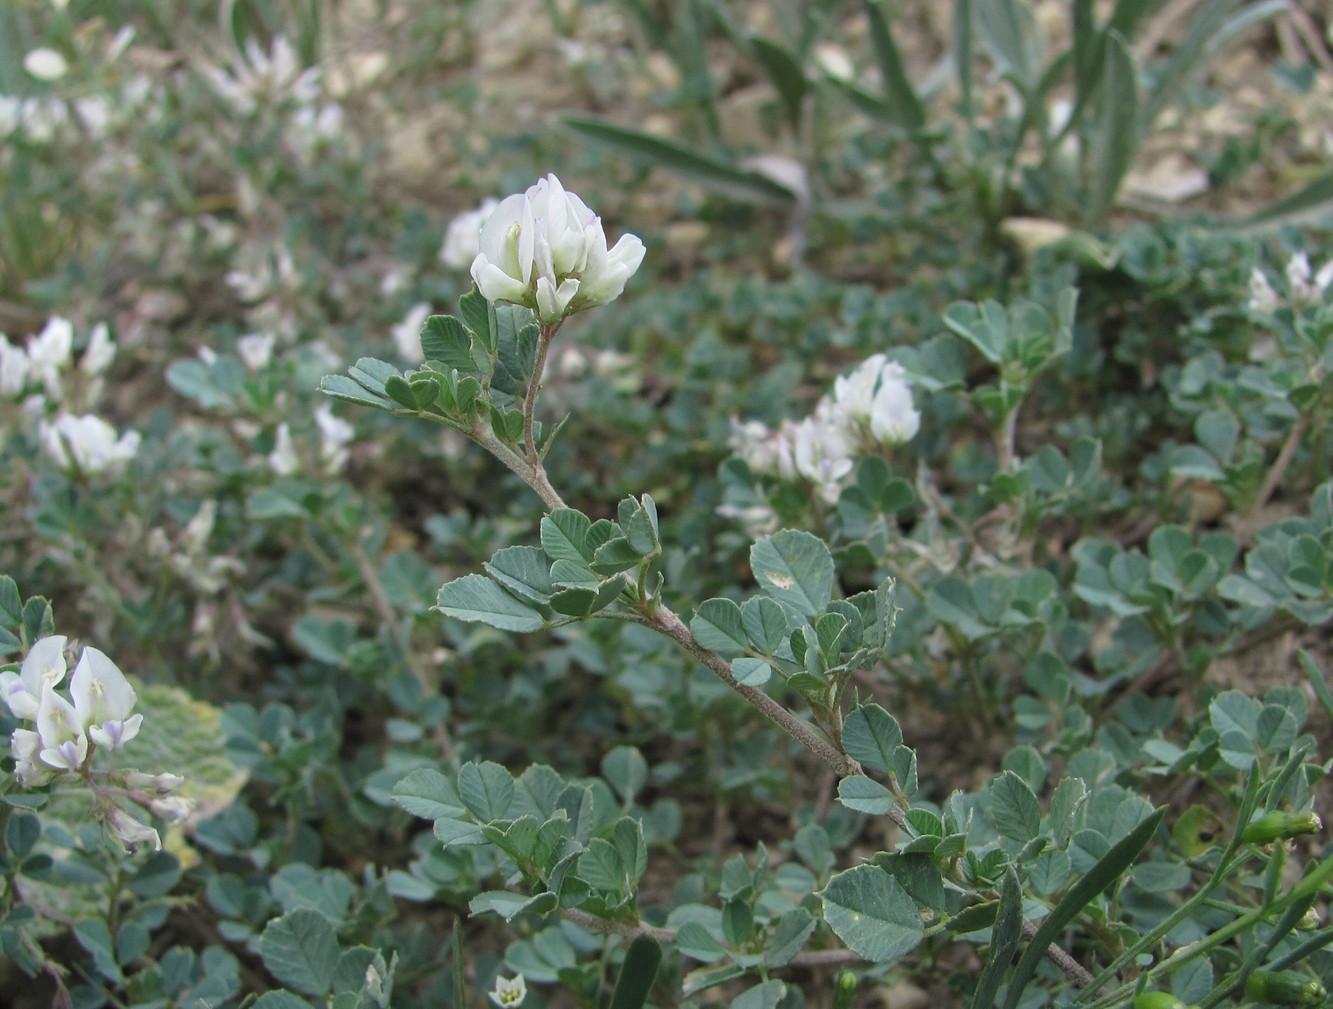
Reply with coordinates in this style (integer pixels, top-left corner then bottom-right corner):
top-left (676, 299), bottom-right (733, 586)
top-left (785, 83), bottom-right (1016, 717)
top-left (0, 336), bottom-right (30, 394)
top-left (0, 634), bottom-right (68, 720)
top-left (831, 356), bottom-right (921, 447)
top-left (26, 316), bottom-right (73, 399)
top-left (728, 419), bottom-right (788, 477)
top-left (80, 323), bottom-right (116, 377)
top-left (789, 410), bottom-right (855, 504)
top-left (441, 198), bottom-right (498, 271)
top-left (488, 973), bottom-right (526, 1008)
top-left (1248, 268), bottom-right (1281, 314)
top-left (23, 48), bottom-right (68, 82)
top-left (1286, 252), bottom-right (1333, 305)
top-left (237, 332), bottom-right (276, 372)
top-left (40, 413), bottom-right (141, 475)
top-left (471, 173), bottom-right (645, 324)
top-left (315, 404), bottom-right (354, 474)
top-left (391, 302), bottom-right (432, 363)
top-left (269, 423), bottom-right (300, 476)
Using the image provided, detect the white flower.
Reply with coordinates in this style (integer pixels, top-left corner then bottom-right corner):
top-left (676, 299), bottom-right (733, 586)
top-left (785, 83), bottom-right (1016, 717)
top-left (488, 974), bottom-right (526, 1008)
top-left (40, 413), bottom-right (141, 474)
top-left (106, 807), bottom-right (161, 853)
top-left (36, 683), bottom-right (87, 771)
top-left (0, 635), bottom-right (68, 720)
top-left (70, 647), bottom-right (142, 750)
top-left (11, 729), bottom-right (58, 787)
top-left (728, 419), bottom-right (786, 476)
top-left (80, 323), bottom-right (116, 377)
top-left (123, 770), bottom-right (185, 795)
top-left (788, 411), bottom-right (854, 504)
top-left (391, 303), bottom-right (432, 363)
top-left (832, 356), bottom-right (920, 447)
top-left (268, 423), bottom-right (300, 475)
top-left (24, 48), bottom-right (68, 82)
top-left (148, 795), bottom-right (195, 822)
top-left (0, 336), bottom-right (29, 394)
top-left (1248, 268), bottom-right (1280, 313)
top-left (27, 316), bottom-right (73, 398)
top-left (867, 365), bottom-right (921, 446)
top-left (237, 332), bottom-right (276, 371)
top-left (315, 404), bottom-right (354, 474)
top-left (441, 198), bottom-right (498, 270)
top-left (471, 174), bottom-right (645, 324)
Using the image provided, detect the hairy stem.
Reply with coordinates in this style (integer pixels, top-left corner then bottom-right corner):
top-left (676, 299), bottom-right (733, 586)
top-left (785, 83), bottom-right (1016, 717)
top-left (1248, 412), bottom-right (1309, 522)
top-left (523, 321), bottom-right (562, 465)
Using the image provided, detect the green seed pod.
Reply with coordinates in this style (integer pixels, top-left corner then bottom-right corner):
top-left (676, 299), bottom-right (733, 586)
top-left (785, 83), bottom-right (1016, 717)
top-left (1132, 992), bottom-right (1189, 1009)
top-left (832, 970), bottom-right (857, 1009)
top-left (1241, 811), bottom-right (1323, 845)
top-left (1244, 970), bottom-right (1326, 1005)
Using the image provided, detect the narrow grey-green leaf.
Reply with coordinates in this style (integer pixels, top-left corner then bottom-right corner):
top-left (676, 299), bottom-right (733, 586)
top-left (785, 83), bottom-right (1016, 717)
top-left (864, 0), bottom-right (925, 130)
top-left (1085, 30), bottom-right (1137, 228)
top-left (436, 574), bottom-right (545, 632)
top-left (968, 865), bottom-right (1024, 1009)
top-left (748, 35), bottom-right (807, 134)
top-left (562, 116), bottom-right (797, 206)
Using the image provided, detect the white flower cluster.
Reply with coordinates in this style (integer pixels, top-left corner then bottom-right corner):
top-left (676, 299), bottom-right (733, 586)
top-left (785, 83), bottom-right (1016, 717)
top-left (729, 355), bottom-right (920, 505)
top-left (2, 636), bottom-right (188, 851)
top-left (0, 317), bottom-right (140, 476)
top-left (269, 404), bottom-right (356, 477)
top-left (199, 36), bottom-right (342, 154)
top-left (471, 174), bottom-right (645, 324)
top-left (1248, 252), bottom-right (1333, 313)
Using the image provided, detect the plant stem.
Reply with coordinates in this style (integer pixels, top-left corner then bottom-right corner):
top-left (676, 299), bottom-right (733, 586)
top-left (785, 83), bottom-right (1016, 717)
top-left (523, 321), bottom-right (562, 465)
top-left (1248, 412), bottom-right (1309, 522)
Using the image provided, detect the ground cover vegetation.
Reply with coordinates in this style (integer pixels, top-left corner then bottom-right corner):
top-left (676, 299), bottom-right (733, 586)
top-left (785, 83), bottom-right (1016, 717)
top-left (1, 0), bottom-right (1332, 1007)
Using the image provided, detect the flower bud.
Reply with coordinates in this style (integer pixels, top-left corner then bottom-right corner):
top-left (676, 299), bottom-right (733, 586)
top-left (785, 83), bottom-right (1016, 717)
top-left (1132, 993), bottom-right (1191, 1009)
top-left (1241, 810), bottom-right (1322, 845)
top-left (1244, 971), bottom-right (1325, 1006)
top-left (122, 769), bottom-right (186, 795)
top-left (107, 807), bottom-right (162, 853)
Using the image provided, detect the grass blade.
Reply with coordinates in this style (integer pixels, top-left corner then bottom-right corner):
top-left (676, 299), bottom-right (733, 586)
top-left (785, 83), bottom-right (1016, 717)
top-left (864, 0), bottom-right (926, 130)
top-left (748, 34), bottom-right (809, 135)
top-left (1229, 171), bottom-right (1333, 232)
top-left (1140, 0), bottom-right (1234, 130)
top-left (1002, 807), bottom-right (1166, 1009)
top-left (968, 864), bottom-right (1024, 1009)
top-left (562, 116), bottom-right (798, 207)
top-left (954, 0), bottom-right (974, 119)
top-left (1086, 30), bottom-right (1138, 228)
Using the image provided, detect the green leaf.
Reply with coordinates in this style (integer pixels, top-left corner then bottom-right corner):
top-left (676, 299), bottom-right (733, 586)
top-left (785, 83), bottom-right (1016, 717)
top-left (541, 509), bottom-right (593, 563)
top-left (751, 530), bottom-right (834, 618)
top-left (1141, 0), bottom-right (1230, 129)
top-left (842, 704), bottom-right (904, 774)
top-left (259, 909), bottom-right (340, 996)
top-left (484, 546), bottom-right (556, 604)
top-left (253, 993), bottom-right (312, 1009)
top-left (691, 598), bottom-right (749, 656)
top-left (968, 865), bottom-right (1024, 1009)
top-left (457, 761), bottom-right (515, 821)
top-left (609, 935), bottom-right (662, 1009)
top-left (820, 864), bottom-right (923, 962)
top-left (741, 596), bottom-right (788, 653)
top-left (731, 981), bottom-right (787, 1009)
top-left (562, 116), bottom-right (798, 206)
top-left (1231, 170), bottom-right (1333, 232)
top-left (837, 775), bottom-right (898, 816)
top-left (864, 0), bottom-right (925, 130)
top-left (602, 747), bottom-right (649, 803)
top-left (991, 770), bottom-right (1042, 842)
top-left (975, 0), bottom-right (1037, 87)
top-left (1050, 777), bottom-right (1088, 849)
top-left (747, 35), bottom-right (807, 134)
top-left (731, 657), bottom-right (771, 686)
top-left (1086, 30), bottom-right (1138, 228)
top-left (436, 574), bottom-right (545, 632)
top-left (999, 807), bottom-right (1166, 1009)
top-left (764, 909), bottom-right (816, 968)
top-left (319, 374), bottom-right (395, 411)
top-left (420, 315), bottom-right (478, 371)
top-left (469, 889), bottom-right (558, 922)
top-left (391, 768), bottom-right (465, 821)
top-left (0, 576), bottom-right (21, 626)
top-left (74, 919), bottom-right (122, 984)
top-left (591, 536), bottom-right (644, 575)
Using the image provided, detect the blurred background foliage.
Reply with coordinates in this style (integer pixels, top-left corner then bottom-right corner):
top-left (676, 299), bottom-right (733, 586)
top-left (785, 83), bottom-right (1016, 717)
top-left (1, 0), bottom-right (1332, 1006)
